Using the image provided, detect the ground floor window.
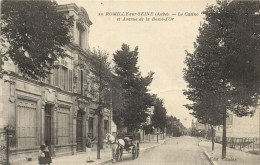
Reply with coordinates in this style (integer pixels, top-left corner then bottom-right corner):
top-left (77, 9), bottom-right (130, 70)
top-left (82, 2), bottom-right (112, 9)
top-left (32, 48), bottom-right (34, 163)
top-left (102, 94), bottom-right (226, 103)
top-left (17, 99), bottom-right (37, 148)
top-left (57, 107), bottom-right (70, 145)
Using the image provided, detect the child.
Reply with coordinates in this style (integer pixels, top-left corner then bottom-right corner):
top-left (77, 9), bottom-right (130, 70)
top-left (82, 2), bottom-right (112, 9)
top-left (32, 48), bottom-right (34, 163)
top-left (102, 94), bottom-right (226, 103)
top-left (38, 144), bottom-right (52, 165)
top-left (43, 145), bottom-right (52, 165)
top-left (38, 144), bottom-right (46, 165)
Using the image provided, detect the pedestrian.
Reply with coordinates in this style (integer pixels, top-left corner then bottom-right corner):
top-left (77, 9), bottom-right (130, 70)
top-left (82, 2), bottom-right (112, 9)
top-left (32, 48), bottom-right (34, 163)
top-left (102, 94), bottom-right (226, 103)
top-left (86, 135), bottom-right (96, 163)
top-left (38, 144), bottom-right (46, 165)
top-left (38, 144), bottom-right (52, 165)
top-left (43, 145), bottom-right (52, 165)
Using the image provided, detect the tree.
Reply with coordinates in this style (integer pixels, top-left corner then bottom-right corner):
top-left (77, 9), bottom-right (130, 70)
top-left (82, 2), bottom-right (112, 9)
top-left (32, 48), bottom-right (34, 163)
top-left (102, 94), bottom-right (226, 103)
top-left (90, 48), bottom-right (112, 159)
top-left (151, 97), bottom-right (167, 133)
top-left (166, 115), bottom-right (174, 136)
top-left (184, 0), bottom-right (260, 159)
top-left (1, 0), bottom-right (73, 79)
top-left (111, 75), bottom-right (126, 130)
top-left (185, 92), bottom-right (222, 151)
top-left (113, 44), bottom-right (154, 132)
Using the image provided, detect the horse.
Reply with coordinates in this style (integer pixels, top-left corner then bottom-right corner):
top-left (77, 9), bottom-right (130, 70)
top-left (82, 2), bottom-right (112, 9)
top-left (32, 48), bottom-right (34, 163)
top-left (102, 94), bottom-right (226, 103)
top-left (105, 133), bottom-right (125, 163)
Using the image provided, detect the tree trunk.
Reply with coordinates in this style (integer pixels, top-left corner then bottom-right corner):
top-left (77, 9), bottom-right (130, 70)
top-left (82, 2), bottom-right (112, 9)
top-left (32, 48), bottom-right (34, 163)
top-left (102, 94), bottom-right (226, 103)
top-left (222, 110), bottom-right (226, 159)
top-left (211, 125), bottom-right (215, 151)
top-left (97, 61), bottom-right (102, 159)
top-left (143, 128), bottom-right (145, 141)
top-left (97, 114), bottom-right (101, 159)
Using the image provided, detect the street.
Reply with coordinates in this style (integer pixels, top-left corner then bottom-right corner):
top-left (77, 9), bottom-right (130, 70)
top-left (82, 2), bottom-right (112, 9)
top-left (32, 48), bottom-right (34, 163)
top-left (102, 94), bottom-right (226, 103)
top-left (105, 136), bottom-right (210, 165)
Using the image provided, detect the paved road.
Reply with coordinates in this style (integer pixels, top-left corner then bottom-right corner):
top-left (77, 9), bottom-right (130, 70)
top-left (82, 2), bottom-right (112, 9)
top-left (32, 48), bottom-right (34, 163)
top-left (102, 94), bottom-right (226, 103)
top-left (105, 136), bottom-right (210, 165)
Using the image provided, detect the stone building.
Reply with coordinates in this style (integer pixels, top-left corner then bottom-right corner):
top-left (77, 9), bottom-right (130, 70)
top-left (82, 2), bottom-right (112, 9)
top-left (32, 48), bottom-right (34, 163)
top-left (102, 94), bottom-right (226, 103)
top-left (0, 3), bottom-right (112, 164)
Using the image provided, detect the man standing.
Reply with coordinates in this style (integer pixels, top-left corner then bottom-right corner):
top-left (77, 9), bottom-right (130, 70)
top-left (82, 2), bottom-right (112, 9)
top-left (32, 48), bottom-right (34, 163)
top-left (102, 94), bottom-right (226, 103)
top-left (86, 135), bottom-right (95, 163)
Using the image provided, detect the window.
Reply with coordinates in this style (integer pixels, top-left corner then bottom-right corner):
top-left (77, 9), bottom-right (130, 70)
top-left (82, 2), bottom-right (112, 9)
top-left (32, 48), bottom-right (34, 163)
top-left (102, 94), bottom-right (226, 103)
top-left (17, 99), bottom-right (37, 148)
top-left (81, 70), bottom-right (84, 95)
top-left (77, 24), bottom-right (85, 48)
top-left (53, 64), bottom-right (72, 92)
top-left (53, 67), bottom-right (59, 87)
top-left (77, 70), bottom-right (84, 95)
top-left (61, 66), bottom-right (68, 91)
top-left (79, 29), bottom-right (83, 47)
top-left (68, 70), bottom-right (73, 92)
top-left (57, 107), bottom-right (70, 145)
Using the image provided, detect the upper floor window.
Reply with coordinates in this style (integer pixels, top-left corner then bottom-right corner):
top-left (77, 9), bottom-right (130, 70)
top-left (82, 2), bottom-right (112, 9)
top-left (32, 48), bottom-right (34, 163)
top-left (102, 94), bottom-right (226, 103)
top-left (77, 23), bottom-right (85, 48)
top-left (52, 59), bottom-right (72, 92)
top-left (76, 69), bottom-right (84, 95)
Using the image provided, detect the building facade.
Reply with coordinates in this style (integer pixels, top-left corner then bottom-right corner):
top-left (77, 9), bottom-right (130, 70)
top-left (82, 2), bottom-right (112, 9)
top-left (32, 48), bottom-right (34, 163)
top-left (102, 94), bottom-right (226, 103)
top-left (215, 109), bottom-right (259, 138)
top-left (0, 3), bottom-right (112, 164)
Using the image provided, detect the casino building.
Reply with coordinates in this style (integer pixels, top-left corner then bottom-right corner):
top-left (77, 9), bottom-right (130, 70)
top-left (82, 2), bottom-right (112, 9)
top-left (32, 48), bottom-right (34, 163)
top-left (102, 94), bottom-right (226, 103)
top-left (0, 3), bottom-right (112, 164)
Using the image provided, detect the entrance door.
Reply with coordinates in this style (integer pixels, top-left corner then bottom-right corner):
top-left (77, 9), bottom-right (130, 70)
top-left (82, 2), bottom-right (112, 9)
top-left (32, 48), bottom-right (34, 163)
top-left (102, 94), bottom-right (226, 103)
top-left (44, 105), bottom-right (52, 150)
top-left (76, 111), bottom-right (83, 151)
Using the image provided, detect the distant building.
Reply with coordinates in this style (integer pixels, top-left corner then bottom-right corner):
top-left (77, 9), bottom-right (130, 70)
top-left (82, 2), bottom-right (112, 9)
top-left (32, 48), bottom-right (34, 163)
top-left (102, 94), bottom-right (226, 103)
top-left (146, 106), bottom-right (154, 125)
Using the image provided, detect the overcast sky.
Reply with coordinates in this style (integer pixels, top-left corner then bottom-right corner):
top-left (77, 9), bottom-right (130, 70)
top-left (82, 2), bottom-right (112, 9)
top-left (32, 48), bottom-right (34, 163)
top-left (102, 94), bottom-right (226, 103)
top-left (57, 0), bottom-right (216, 128)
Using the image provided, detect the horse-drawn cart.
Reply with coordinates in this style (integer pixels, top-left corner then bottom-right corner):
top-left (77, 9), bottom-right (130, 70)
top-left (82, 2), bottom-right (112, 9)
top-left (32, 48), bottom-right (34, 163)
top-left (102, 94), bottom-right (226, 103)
top-left (115, 134), bottom-right (140, 161)
top-left (106, 132), bottom-right (140, 163)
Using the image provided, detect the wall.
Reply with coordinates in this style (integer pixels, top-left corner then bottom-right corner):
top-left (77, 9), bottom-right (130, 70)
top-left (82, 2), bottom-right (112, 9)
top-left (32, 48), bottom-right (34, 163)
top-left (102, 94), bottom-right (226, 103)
top-left (215, 109), bottom-right (259, 138)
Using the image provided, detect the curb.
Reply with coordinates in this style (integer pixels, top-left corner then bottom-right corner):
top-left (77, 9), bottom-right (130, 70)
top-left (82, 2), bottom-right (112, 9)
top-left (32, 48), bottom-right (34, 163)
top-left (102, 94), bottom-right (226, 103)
top-left (203, 151), bottom-right (218, 165)
top-left (95, 139), bottom-right (169, 165)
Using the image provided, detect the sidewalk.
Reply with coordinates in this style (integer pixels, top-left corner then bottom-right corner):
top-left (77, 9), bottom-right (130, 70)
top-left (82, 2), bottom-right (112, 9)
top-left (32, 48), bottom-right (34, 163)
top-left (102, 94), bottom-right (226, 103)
top-left (199, 138), bottom-right (260, 165)
top-left (21, 138), bottom-right (169, 165)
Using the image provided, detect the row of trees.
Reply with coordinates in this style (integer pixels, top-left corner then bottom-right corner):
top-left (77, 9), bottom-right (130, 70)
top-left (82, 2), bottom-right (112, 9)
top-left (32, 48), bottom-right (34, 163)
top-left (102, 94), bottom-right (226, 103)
top-left (184, 1), bottom-right (260, 159)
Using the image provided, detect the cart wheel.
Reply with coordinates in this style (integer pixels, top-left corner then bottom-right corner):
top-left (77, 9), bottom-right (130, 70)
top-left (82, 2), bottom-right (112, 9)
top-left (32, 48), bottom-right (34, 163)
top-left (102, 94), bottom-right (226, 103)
top-left (132, 146), bottom-right (136, 160)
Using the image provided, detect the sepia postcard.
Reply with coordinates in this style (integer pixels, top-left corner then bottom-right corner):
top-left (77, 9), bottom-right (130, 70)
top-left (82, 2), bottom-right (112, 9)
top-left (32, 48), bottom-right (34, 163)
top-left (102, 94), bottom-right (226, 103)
top-left (0, 0), bottom-right (259, 165)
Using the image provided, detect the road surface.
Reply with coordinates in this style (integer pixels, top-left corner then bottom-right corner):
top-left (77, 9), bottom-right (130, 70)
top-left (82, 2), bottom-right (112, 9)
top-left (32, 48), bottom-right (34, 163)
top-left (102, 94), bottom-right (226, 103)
top-left (105, 136), bottom-right (210, 165)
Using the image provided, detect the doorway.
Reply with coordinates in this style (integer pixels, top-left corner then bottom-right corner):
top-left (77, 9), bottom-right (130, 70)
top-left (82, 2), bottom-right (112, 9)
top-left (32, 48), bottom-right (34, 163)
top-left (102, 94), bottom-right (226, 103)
top-left (44, 105), bottom-right (52, 151)
top-left (76, 111), bottom-right (83, 151)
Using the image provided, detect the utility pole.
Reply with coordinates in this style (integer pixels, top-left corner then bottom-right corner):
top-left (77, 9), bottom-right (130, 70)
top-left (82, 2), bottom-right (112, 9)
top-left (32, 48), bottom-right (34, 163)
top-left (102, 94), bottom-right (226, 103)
top-left (222, 109), bottom-right (226, 159)
top-left (157, 127), bottom-right (158, 143)
top-left (97, 106), bottom-right (103, 159)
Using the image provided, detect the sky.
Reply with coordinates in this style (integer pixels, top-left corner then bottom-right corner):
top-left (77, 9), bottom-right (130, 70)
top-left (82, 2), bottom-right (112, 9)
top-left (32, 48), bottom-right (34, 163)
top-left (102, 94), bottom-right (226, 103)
top-left (57, 0), bottom-right (216, 128)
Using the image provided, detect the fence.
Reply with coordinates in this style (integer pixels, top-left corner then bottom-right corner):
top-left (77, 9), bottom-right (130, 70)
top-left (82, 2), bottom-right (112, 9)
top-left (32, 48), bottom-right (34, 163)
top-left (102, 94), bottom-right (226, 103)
top-left (215, 137), bottom-right (259, 154)
top-left (0, 128), bottom-right (16, 165)
top-left (143, 134), bottom-right (164, 142)
top-left (0, 130), bottom-right (7, 165)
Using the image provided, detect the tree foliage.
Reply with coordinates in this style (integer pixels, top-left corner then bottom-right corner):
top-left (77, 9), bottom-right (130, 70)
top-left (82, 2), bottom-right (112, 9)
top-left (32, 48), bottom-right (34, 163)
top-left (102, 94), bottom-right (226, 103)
top-left (184, 0), bottom-right (260, 158)
top-left (151, 97), bottom-right (167, 131)
top-left (90, 48), bottom-right (112, 111)
top-left (1, 0), bottom-right (74, 79)
top-left (112, 76), bottom-right (126, 129)
top-left (113, 44), bottom-right (154, 132)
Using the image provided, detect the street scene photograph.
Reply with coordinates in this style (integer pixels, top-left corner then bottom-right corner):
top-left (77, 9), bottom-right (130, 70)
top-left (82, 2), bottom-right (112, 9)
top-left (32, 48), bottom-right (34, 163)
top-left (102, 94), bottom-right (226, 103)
top-left (0, 0), bottom-right (259, 165)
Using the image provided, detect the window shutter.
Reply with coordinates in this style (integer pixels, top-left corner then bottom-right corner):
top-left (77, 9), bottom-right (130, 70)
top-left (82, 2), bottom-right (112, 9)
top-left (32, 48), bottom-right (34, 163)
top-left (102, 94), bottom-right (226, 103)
top-left (81, 70), bottom-right (84, 95)
top-left (69, 70), bottom-right (73, 92)
top-left (77, 70), bottom-right (81, 94)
